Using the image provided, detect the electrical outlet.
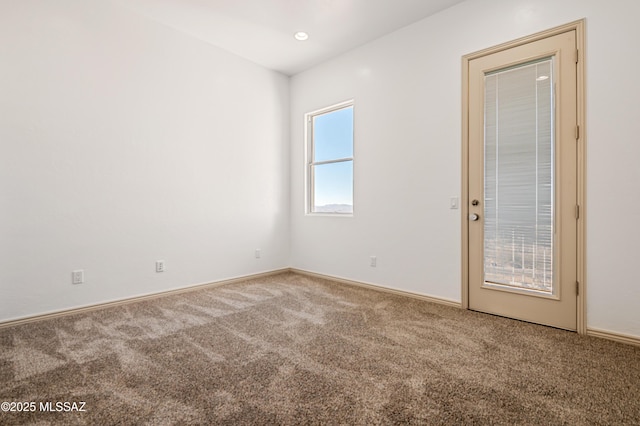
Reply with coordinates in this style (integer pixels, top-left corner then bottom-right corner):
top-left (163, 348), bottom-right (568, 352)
top-left (370, 256), bottom-right (377, 267)
top-left (255, 249), bottom-right (261, 259)
top-left (156, 260), bottom-right (165, 273)
top-left (72, 270), bottom-right (84, 285)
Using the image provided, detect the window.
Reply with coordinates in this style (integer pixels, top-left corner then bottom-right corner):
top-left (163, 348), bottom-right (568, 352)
top-left (306, 101), bottom-right (354, 214)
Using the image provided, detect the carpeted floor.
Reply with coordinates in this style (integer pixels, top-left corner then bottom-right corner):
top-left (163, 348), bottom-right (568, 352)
top-left (0, 272), bottom-right (638, 425)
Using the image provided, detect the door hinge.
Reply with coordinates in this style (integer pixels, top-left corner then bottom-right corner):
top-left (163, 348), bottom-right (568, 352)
top-left (575, 125), bottom-right (580, 140)
top-left (576, 281), bottom-right (580, 296)
top-left (575, 49), bottom-right (579, 64)
top-left (575, 205), bottom-right (580, 219)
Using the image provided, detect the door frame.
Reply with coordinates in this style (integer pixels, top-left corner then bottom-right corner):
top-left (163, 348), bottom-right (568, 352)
top-left (461, 20), bottom-right (586, 334)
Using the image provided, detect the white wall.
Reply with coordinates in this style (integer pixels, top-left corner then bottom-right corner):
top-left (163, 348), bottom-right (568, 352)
top-left (290, 0), bottom-right (640, 338)
top-left (0, 0), bottom-right (290, 322)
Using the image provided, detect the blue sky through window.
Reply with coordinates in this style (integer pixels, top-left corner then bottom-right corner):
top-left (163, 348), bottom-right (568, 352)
top-left (314, 106), bottom-right (353, 162)
top-left (313, 106), bottom-right (353, 210)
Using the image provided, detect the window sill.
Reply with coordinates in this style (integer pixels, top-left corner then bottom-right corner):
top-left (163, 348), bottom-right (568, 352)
top-left (305, 212), bottom-right (354, 218)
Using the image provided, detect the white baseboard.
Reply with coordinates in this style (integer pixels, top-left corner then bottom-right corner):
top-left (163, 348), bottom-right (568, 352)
top-left (290, 268), bottom-right (462, 309)
top-left (587, 327), bottom-right (640, 347)
top-left (0, 268), bottom-right (290, 329)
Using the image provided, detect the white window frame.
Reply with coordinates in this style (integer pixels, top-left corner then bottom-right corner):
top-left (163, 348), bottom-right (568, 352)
top-left (305, 100), bottom-right (354, 216)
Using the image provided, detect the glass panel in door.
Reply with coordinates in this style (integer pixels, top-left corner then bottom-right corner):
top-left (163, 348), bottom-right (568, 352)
top-left (483, 58), bottom-right (555, 294)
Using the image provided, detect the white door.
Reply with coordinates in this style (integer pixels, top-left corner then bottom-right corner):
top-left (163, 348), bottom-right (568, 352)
top-left (467, 30), bottom-right (578, 330)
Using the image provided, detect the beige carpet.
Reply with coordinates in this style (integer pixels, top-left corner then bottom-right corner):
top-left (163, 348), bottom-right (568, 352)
top-left (0, 272), bottom-right (638, 425)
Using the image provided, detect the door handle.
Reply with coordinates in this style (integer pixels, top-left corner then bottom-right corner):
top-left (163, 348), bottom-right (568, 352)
top-left (469, 213), bottom-right (480, 221)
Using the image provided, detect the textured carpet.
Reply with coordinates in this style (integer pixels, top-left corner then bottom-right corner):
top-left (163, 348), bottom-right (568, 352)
top-left (0, 272), bottom-right (639, 425)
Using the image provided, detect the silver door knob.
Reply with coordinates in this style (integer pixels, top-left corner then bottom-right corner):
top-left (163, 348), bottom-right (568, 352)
top-left (469, 213), bottom-right (480, 221)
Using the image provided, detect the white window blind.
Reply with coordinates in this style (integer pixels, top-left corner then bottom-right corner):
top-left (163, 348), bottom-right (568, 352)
top-left (483, 58), bottom-right (554, 293)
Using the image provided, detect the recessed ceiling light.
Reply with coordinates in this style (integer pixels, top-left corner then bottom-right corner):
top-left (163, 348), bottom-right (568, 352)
top-left (294, 31), bottom-right (309, 41)
top-left (536, 75), bottom-right (549, 81)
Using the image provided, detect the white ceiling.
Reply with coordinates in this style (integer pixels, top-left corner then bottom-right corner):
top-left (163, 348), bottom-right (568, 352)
top-left (115, 0), bottom-right (466, 75)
